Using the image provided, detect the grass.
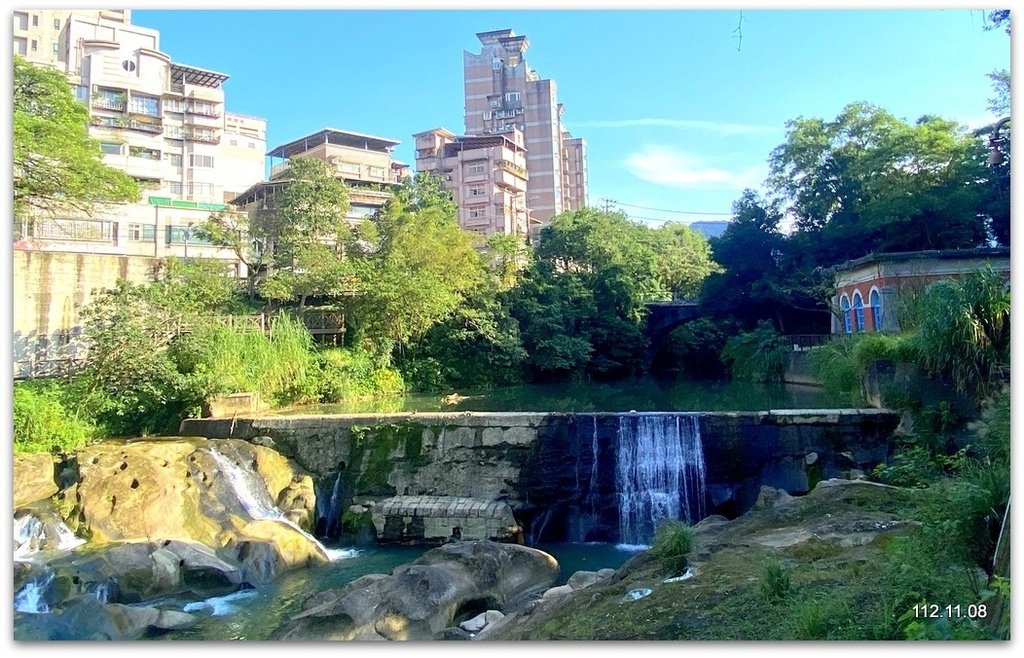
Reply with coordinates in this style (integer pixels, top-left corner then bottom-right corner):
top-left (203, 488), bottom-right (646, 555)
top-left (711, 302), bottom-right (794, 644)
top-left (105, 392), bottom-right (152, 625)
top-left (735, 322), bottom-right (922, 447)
top-left (650, 520), bottom-right (694, 574)
top-left (13, 380), bottom-right (96, 453)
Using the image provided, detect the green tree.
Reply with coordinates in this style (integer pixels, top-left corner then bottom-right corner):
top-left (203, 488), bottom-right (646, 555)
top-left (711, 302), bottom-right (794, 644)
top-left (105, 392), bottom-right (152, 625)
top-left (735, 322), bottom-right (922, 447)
top-left (13, 55), bottom-right (140, 222)
top-left (648, 222), bottom-right (721, 300)
top-left (343, 191), bottom-right (486, 358)
top-left (987, 69), bottom-right (1010, 115)
top-left (768, 103), bottom-right (989, 263)
top-left (149, 257), bottom-right (240, 314)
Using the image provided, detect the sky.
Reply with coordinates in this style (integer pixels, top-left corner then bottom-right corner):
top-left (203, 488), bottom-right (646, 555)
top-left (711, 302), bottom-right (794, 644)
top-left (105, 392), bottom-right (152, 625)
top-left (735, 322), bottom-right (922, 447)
top-left (119, 4), bottom-right (1011, 229)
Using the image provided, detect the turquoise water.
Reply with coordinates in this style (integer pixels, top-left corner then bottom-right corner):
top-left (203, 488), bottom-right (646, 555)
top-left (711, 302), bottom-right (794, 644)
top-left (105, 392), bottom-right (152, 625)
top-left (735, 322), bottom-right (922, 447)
top-left (537, 543), bottom-right (639, 585)
top-left (275, 377), bottom-right (854, 415)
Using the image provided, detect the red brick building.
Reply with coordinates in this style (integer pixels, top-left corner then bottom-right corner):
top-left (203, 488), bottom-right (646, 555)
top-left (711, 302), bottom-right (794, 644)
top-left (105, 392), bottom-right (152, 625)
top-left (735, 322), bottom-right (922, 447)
top-left (831, 248), bottom-right (1010, 335)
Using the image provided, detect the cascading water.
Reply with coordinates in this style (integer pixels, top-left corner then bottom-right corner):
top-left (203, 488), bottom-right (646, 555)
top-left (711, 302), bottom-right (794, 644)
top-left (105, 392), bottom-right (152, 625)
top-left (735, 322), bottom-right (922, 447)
top-left (315, 471), bottom-right (345, 540)
top-left (14, 513), bottom-right (85, 561)
top-left (205, 449), bottom-right (355, 562)
top-left (14, 571), bottom-right (55, 614)
top-left (615, 413), bottom-right (707, 547)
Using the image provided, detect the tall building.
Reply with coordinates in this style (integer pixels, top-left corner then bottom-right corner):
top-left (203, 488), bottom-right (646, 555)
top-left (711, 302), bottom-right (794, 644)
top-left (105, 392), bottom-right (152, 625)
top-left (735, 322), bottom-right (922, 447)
top-left (413, 127), bottom-right (530, 239)
top-left (231, 128), bottom-right (410, 226)
top-left (14, 10), bottom-right (266, 266)
top-left (463, 29), bottom-right (588, 229)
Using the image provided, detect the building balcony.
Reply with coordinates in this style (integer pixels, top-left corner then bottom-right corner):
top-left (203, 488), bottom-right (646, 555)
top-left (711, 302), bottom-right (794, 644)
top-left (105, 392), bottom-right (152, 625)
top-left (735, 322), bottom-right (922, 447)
top-left (497, 159), bottom-right (528, 179)
top-left (166, 83), bottom-right (185, 95)
top-left (128, 119), bottom-right (163, 134)
top-left (22, 218), bottom-right (118, 244)
top-left (183, 127), bottom-right (220, 144)
top-left (92, 96), bottom-right (126, 111)
top-left (186, 102), bottom-right (222, 118)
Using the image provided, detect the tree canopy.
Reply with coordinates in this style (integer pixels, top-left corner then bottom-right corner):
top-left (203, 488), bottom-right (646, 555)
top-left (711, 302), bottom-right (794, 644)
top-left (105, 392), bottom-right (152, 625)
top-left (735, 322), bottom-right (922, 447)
top-left (13, 55), bottom-right (140, 221)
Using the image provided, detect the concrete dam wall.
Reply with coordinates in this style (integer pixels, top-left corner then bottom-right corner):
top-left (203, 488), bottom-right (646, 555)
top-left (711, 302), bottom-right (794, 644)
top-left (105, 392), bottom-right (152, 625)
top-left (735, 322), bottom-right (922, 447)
top-left (180, 409), bottom-right (899, 545)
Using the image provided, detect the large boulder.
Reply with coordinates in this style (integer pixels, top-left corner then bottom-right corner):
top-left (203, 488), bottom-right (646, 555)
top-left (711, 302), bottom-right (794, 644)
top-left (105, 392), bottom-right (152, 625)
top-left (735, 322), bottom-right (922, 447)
top-left (271, 540), bottom-right (559, 641)
top-left (71, 438), bottom-right (328, 577)
top-left (13, 452), bottom-right (58, 508)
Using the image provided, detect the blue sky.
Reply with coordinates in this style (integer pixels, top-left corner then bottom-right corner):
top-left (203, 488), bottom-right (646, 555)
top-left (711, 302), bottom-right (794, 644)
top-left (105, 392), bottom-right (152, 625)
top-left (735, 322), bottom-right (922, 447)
top-left (133, 7), bottom-right (1010, 227)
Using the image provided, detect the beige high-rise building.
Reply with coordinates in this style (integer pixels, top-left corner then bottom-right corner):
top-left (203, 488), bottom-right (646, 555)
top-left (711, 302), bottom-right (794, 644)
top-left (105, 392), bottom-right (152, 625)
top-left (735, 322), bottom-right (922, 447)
top-left (463, 29), bottom-right (588, 230)
top-left (413, 127), bottom-right (530, 239)
top-left (231, 128), bottom-right (410, 226)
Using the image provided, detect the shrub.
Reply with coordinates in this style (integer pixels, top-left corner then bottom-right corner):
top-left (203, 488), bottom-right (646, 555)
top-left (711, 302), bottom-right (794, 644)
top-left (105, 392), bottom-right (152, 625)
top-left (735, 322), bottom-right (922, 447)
top-left (658, 317), bottom-right (730, 377)
top-left (13, 381), bottom-right (94, 453)
top-left (721, 321), bottom-right (788, 382)
top-left (649, 519), bottom-right (694, 573)
top-left (807, 339), bottom-right (860, 398)
top-left (317, 347), bottom-right (405, 402)
top-left (759, 557), bottom-right (791, 602)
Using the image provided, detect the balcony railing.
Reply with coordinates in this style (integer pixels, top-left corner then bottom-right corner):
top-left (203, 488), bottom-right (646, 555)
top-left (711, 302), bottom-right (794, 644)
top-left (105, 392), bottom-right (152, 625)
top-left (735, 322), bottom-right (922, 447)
top-left (167, 83), bottom-right (185, 95)
top-left (497, 159), bottom-right (528, 178)
top-left (187, 103), bottom-right (221, 118)
top-left (92, 96), bottom-right (126, 111)
top-left (128, 119), bottom-right (163, 134)
top-left (26, 218), bottom-right (117, 243)
top-left (183, 127), bottom-right (220, 144)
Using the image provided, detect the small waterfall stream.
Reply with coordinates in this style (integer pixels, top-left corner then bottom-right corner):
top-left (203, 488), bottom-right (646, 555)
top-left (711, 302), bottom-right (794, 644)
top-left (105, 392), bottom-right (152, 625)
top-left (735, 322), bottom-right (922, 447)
top-left (205, 449), bottom-right (353, 562)
top-left (315, 471), bottom-right (346, 540)
top-left (14, 571), bottom-right (55, 614)
top-left (14, 513), bottom-right (86, 561)
top-left (615, 413), bottom-right (707, 547)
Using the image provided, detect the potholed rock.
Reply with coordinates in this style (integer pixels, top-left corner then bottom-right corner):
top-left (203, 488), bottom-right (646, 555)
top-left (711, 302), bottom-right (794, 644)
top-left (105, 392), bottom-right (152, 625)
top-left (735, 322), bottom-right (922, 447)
top-left (270, 540), bottom-right (559, 641)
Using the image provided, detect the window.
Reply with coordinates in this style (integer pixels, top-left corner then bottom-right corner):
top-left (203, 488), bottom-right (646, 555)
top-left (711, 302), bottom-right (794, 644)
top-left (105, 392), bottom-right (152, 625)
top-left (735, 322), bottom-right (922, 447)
top-left (31, 40), bottom-right (37, 52)
top-left (169, 182), bottom-right (183, 195)
top-left (188, 100), bottom-right (218, 116)
top-left (128, 94), bottom-right (159, 116)
top-left (129, 146), bottom-right (160, 160)
top-left (74, 85), bottom-right (88, 102)
top-left (466, 162), bottom-right (486, 175)
top-left (839, 295), bottom-right (852, 334)
top-left (99, 142), bottom-right (122, 155)
top-left (504, 92), bottom-right (520, 103)
top-left (336, 162), bottom-right (360, 175)
top-left (468, 186), bottom-right (486, 197)
top-left (32, 15), bottom-right (38, 27)
top-left (870, 289), bottom-right (882, 332)
top-left (852, 292), bottom-right (865, 332)
top-left (164, 99), bottom-right (185, 113)
top-left (167, 153), bottom-right (182, 167)
top-left (164, 125), bottom-right (184, 140)
top-left (127, 223), bottom-right (156, 241)
top-left (189, 154), bottom-right (214, 168)
top-left (367, 166), bottom-right (385, 178)
top-left (54, 18), bottom-right (61, 29)
top-left (468, 208), bottom-right (486, 220)
top-left (53, 43), bottom-right (59, 53)
top-left (189, 182), bottom-right (215, 198)
top-left (167, 225), bottom-right (212, 245)
top-left (14, 38), bottom-right (27, 56)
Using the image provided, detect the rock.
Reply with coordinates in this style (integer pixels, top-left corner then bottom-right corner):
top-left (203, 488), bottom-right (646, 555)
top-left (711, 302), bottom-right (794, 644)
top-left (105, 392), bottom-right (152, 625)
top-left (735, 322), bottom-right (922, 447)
top-left (693, 515), bottom-right (730, 531)
top-left (805, 451), bottom-right (819, 465)
top-left (13, 595), bottom-right (196, 641)
top-left (459, 609), bottom-right (504, 633)
top-left (71, 438), bottom-right (327, 579)
top-left (754, 486), bottom-right (794, 509)
top-left (565, 568), bottom-right (615, 591)
top-left (542, 584), bottom-right (573, 599)
top-left (275, 475), bottom-right (317, 532)
top-left (13, 452), bottom-right (57, 508)
top-left (847, 469), bottom-right (867, 481)
top-left (270, 540), bottom-right (558, 641)
top-left (251, 435), bottom-right (276, 448)
top-left (436, 626), bottom-right (474, 640)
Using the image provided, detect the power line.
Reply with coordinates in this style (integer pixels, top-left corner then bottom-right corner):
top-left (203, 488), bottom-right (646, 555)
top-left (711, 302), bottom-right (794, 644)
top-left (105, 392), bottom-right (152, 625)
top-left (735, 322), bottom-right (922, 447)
top-left (624, 214), bottom-right (730, 224)
top-left (611, 200), bottom-right (733, 216)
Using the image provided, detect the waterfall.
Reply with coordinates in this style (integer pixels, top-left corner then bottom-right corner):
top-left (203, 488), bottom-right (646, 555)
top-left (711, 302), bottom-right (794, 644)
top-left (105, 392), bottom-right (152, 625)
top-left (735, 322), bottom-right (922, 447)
top-left (14, 513), bottom-right (85, 561)
top-left (14, 571), bottom-right (55, 614)
top-left (615, 413), bottom-right (707, 547)
top-left (205, 449), bottom-right (352, 562)
top-left (315, 471), bottom-right (345, 540)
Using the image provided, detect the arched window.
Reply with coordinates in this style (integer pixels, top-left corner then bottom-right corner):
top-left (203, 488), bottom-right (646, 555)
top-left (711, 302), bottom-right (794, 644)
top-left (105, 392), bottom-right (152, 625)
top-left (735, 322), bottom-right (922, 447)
top-left (870, 289), bottom-right (882, 332)
top-left (840, 295), bottom-right (852, 334)
top-left (853, 291), bottom-right (866, 332)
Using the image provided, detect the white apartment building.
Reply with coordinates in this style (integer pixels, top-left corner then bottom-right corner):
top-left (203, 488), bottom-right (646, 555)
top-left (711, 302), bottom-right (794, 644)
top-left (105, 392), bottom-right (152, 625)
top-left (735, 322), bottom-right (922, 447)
top-left (14, 10), bottom-right (266, 269)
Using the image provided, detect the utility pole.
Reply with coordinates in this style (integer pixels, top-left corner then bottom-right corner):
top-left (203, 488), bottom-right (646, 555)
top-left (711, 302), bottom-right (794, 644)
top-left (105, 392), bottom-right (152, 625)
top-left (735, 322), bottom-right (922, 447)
top-left (601, 198), bottom-right (613, 213)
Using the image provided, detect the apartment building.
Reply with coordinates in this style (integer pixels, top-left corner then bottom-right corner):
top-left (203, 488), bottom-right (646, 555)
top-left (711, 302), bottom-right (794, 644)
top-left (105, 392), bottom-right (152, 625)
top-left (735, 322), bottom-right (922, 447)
top-left (463, 29), bottom-right (588, 229)
top-left (14, 11), bottom-right (266, 266)
top-left (231, 127), bottom-right (410, 226)
top-left (413, 127), bottom-right (531, 239)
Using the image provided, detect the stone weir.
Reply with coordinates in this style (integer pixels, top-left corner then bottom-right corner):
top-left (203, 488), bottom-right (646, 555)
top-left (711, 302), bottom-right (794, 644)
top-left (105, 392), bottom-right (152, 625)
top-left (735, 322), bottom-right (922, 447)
top-left (179, 410), bottom-right (899, 545)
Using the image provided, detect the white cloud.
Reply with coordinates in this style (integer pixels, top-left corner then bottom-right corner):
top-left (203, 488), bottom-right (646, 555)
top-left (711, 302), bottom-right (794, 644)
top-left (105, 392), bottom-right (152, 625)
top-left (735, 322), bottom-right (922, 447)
top-left (571, 118), bottom-right (779, 136)
top-left (624, 145), bottom-right (765, 190)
